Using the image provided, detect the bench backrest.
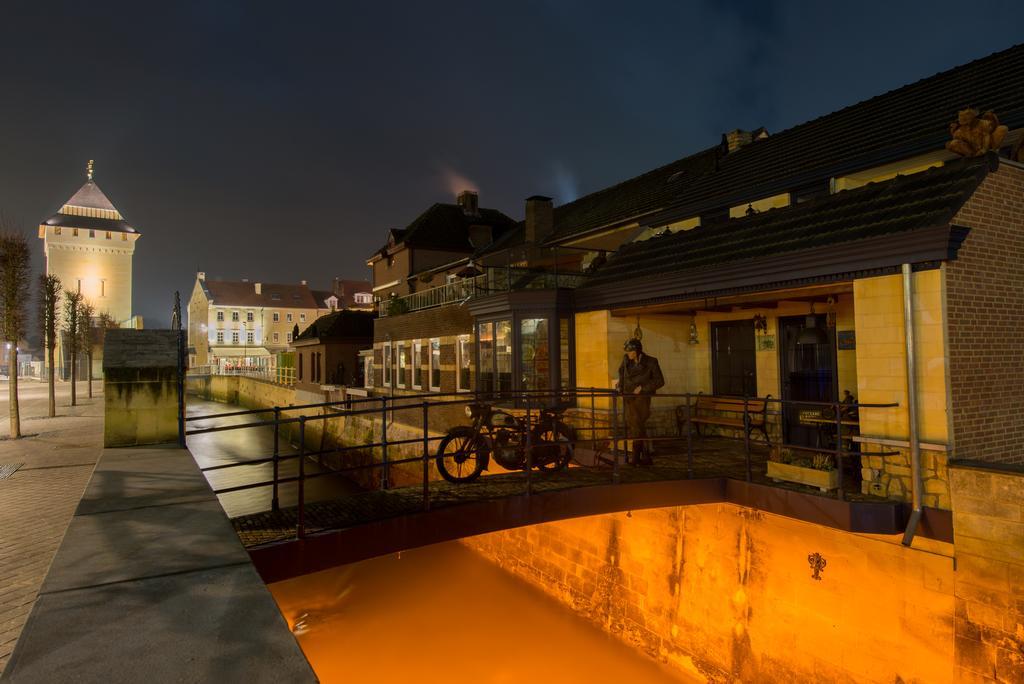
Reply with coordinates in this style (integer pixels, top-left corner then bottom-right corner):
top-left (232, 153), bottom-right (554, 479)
top-left (695, 396), bottom-right (766, 413)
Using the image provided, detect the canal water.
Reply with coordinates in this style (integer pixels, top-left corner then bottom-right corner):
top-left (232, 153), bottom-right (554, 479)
top-left (270, 541), bottom-right (696, 683)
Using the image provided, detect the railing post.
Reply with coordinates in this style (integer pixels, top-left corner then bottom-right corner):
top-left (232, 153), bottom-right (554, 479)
top-left (380, 397), bottom-right (389, 490)
top-left (686, 394), bottom-right (693, 478)
top-left (611, 392), bottom-right (620, 485)
top-left (297, 416), bottom-right (306, 539)
top-left (835, 401), bottom-right (845, 501)
top-left (743, 398), bottom-right (752, 482)
top-left (271, 406), bottom-right (281, 512)
top-left (524, 403), bottom-right (533, 496)
top-left (589, 389), bottom-right (596, 457)
top-left (422, 401), bottom-right (430, 511)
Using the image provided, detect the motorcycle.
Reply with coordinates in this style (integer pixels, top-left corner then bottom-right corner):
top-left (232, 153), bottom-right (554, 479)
top-left (435, 402), bottom-right (575, 483)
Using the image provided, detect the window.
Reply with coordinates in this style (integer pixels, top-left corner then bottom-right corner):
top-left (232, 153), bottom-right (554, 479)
top-left (76, 279), bottom-right (81, 293)
top-left (520, 318), bottom-right (550, 391)
top-left (286, 332), bottom-right (292, 343)
top-left (121, 232), bottom-right (127, 241)
top-left (216, 311), bottom-right (224, 322)
top-left (273, 332), bottom-right (279, 343)
top-left (364, 355), bottom-right (374, 388)
top-left (89, 230), bottom-right (95, 238)
top-left (246, 332), bottom-right (254, 344)
top-left (383, 342), bottom-right (392, 387)
top-left (316, 352), bottom-right (322, 384)
top-left (100, 279), bottom-right (106, 298)
top-left (273, 312), bottom-right (279, 322)
top-left (231, 311), bottom-right (239, 322)
top-left (412, 340), bottom-right (422, 389)
top-left (457, 335), bottom-right (471, 392)
top-left (247, 311), bottom-right (254, 322)
top-left (55, 227), bottom-right (61, 235)
top-left (397, 342), bottom-right (406, 388)
top-left (105, 231), bottom-right (111, 240)
top-left (73, 228), bottom-right (79, 237)
top-left (286, 313), bottom-right (293, 322)
top-left (216, 331), bottom-right (224, 344)
top-left (232, 332), bottom-right (239, 345)
top-left (300, 313), bottom-right (306, 323)
top-left (271, 293), bottom-right (281, 301)
top-left (355, 293), bottom-right (372, 304)
top-left (429, 339), bottom-right (441, 391)
top-left (477, 320), bottom-right (512, 396)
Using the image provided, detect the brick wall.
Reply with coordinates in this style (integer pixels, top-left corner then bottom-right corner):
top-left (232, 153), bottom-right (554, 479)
top-left (374, 305), bottom-right (472, 342)
top-left (947, 164), bottom-right (1024, 464)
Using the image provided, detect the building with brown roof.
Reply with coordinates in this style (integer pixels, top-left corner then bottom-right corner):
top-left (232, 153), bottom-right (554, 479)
top-left (187, 273), bottom-right (330, 372)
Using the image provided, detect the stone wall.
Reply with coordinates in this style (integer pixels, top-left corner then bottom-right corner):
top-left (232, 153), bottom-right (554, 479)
top-left (104, 330), bottom-right (180, 447)
top-left (463, 503), bottom-right (955, 683)
top-left (950, 461), bottom-right (1024, 683)
top-left (860, 446), bottom-right (951, 509)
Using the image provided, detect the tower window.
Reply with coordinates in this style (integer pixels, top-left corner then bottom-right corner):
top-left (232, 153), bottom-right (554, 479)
top-left (100, 279), bottom-right (106, 297)
top-left (76, 279), bottom-right (81, 293)
top-left (73, 228), bottom-right (79, 237)
top-left (105, 231), bottom-right (111, 240)
top-left (89, 230), bottom-right (95, 238)
top-left (121, 233), bottom-right (127, 241)
top-left (54, 227), bottom-right (61, 235)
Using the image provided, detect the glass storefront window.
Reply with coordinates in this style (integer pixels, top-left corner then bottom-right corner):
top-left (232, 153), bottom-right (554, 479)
top-left (430, 339), bottom-right (441, 390)
top-left (413, 341), bottom-right (422, 389)
top-left (478, 322), bottom-right (494, 394)
top-left (496, 320), bottom-right (512, 394)
top-left (457, 336), bottom-right (472, 391)
top-left (520, 318), bottom-right (550, 392)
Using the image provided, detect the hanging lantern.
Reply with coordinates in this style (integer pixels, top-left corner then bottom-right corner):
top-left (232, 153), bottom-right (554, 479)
top-left (797, 303), bottom-right (828, 346)
top-left (688, 316), bottom-right (700, 345)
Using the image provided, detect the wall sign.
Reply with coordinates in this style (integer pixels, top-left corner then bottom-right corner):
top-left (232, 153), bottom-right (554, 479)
top-left (837, 330), bottom-right (856, 350)
top-left (756, 334), bottom-right (775, 352)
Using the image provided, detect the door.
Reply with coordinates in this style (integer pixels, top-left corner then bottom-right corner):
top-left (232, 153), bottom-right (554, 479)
top-left (711, 320), bottom-right (757, 397)
top-left (779, 314), bottom-right (837, 447)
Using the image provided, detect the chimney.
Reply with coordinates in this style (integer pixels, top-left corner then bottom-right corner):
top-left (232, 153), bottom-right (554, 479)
top-left (255, 282), bottom-right (262, 294)
top-left (197, 271), bottom-right (205, 281)
top-left (722, 127), bottom-right (768, 154)
top-left (457, 190), bottom-right (479, 216)
top-left (300, 279), bottom-right (307, 286)
top-left (525, 195), bottom-right (553, 244)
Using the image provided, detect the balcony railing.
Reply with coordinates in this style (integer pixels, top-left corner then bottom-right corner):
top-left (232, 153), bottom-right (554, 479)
top-left (378, 267), bottom-right (588, 317)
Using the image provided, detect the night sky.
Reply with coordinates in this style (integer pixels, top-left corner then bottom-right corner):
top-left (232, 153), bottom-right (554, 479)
top-left (1, 1), bottom-right (1023, 327)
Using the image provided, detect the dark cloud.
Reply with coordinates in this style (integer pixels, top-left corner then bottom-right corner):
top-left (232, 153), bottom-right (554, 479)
top-left (0, 0), bottom-right (1022, 326)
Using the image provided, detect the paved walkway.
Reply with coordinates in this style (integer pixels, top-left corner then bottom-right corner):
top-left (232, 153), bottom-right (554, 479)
top-left (0, 381), bottom-right (103, 676)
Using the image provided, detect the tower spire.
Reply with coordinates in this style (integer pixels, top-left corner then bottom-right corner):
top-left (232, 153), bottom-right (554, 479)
top-left (87, 159), bottom-right (94, 181)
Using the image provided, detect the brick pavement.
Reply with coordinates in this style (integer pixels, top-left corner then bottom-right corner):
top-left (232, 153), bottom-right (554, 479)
top-left (0, 381), bottom-right (103, 676)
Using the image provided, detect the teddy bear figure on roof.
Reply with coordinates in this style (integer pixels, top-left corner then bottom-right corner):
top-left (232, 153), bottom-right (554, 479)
top-left (946, 108), bottom-right (1009, 158)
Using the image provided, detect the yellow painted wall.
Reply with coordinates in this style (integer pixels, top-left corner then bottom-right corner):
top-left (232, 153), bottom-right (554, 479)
top-left (853, 270), bottom-right (948, 444)
top-left (729, 192), bottom-right (791, 218)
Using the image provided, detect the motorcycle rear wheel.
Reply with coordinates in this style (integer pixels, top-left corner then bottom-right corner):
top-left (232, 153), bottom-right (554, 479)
top-left (531, 421), bottom-right (574, 472)
top-left (435, 426), bottom-right (488, 483)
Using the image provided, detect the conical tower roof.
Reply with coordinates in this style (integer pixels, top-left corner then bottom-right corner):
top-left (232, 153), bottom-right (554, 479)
top-left (40, 161), bottom-right (139, 235)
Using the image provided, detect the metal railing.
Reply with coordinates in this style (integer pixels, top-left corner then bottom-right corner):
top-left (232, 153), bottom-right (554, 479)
top-left (187, 365), bottom-right (296, 386)
top-left (185, 388), bottom-right (900, 541)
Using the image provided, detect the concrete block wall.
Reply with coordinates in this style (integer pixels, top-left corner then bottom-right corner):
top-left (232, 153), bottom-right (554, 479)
top-left (103, 330), bottom-right (180, 447)
top-left (463, 503), bottom-right (955, 683)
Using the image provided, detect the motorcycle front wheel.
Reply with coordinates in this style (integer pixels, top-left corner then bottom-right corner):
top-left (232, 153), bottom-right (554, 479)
top-left (531, 421), bottom-right (575, 472)
top-left (435, 426), bottom-right (488, 483)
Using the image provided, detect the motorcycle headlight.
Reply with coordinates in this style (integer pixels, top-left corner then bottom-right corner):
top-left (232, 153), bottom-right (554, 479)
top-left (464, 405), bottom-right (474, 417)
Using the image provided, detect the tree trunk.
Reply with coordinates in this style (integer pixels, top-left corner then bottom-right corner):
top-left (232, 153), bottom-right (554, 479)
top-left (47, 343), bottom-right (55, 418)
top-left (70, 348), bottom-right (77, 407)
top-left (8, 343), bottom-right (19, 438)
top-left (87, 348), bottom-right (93, 399)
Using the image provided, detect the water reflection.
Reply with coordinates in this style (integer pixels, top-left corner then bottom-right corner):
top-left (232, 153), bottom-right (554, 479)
top-left (270, 541), bottom-right (694, 683)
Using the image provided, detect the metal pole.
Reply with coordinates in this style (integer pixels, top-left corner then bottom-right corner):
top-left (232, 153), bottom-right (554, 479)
top-left (835, 400), bottom-right (845, 502)
top-left (422, 401), bottom-right (430, 511)
top-left (589, 387), bottom-right (596, 455)
top-left (297, 416), bottom-right (306, 538)
top-left (380, 397), bottom-right (389, 490)
top-left (686, 394), bottom-right (693, 478)
top-left (525, 403), bottom-right (533, 496)
top-left (611, 392), bottom-right (620, 484)
top-left (743, 397), bottom-right (752, 482)
top-left (901, 262), bottom-right (923, 546)
top-left (177, 329), bottom-right (186, 448)
top-left (271, 406), bottom-right (281, 512)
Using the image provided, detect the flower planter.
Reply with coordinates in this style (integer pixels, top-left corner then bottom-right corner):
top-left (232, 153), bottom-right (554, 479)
top-left (767, 460), bottom-right (839, 492)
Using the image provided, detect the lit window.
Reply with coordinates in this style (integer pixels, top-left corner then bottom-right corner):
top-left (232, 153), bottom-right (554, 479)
top-left (246, 332), bottom-right (254, 344)
top-left (364, 355), bottom-right (374, 388)
top-left (397, 342), bottom-right (406, 388)
top-left (457, 335), bottom-right (471, 392)
top-left (273, 312), bottom-right (279, 322)
top-left (412, 340), bottom-right (422, 389)
top-left (383, 342), bottom-right (392, 387)
top-left (232, 311), bottom-right (239, 322)
top-left (216, 331), bottom-right (224, 344)
top-left (232, 332), bottom-right (239, 345)
top-left (100, 279), bottom-right (106, 297)
top-left (300, 313), bottom-right (306, 322)
top-left (286, 313), bottom-right (293, 322)
top-left (216, 311), bottom-right (224, 322)
top-left (247, 311), bottom-right (254, 322)
top-left (429, 338), bottom-right (441, 391)
top-left (273, 332), bottom-right (279, 343)
top-left (286, 332), bottom-right (292, 342)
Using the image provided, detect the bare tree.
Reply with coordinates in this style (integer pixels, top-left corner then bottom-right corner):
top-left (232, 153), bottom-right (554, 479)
top-left (38, 274), bottom-right (62, 418)
top-left (64, 291), bottom-right (83, 407)
top-left (0, 228), bottom-right (31, 438)
top-left (78, 301), bottom-right (95, 399)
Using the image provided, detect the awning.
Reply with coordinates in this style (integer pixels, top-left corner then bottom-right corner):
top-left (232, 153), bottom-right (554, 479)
top-left (209, 347), bottom-right (271, 358)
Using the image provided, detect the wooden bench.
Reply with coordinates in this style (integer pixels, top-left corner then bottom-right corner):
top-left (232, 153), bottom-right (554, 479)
top-left (675, 394), bottom-right (770, 441)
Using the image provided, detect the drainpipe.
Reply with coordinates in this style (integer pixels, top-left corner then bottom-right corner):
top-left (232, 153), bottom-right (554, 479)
top-left (901, 263), bottom-right (923, 546)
